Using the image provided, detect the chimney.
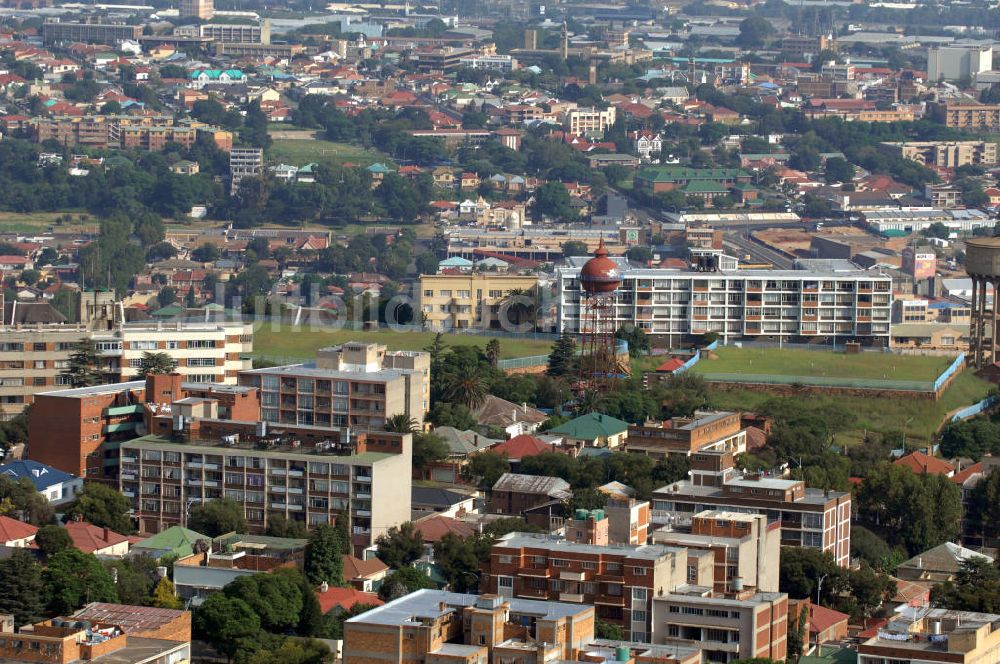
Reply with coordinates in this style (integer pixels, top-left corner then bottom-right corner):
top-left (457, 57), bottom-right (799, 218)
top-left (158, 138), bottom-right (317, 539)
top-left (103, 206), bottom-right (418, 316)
top-left (320, 581), bottom-right (329, 592)
top-left (439, 601), bottom-right (447, 611)
top-left (103, 527), bottom-right (110, 541)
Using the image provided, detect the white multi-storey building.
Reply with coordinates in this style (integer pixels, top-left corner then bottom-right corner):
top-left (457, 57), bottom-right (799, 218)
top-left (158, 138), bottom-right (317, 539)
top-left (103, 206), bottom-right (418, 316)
top-left (555, 257), bottom-right (893, 345)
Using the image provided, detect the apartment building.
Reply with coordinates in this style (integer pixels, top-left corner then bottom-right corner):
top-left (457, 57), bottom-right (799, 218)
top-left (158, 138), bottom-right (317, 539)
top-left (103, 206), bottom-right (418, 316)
top-left (120, 407), bottom-right (412, 551)
top-left (556, 258), bottom-right (894, 345)
top-left (200, 20), bottom-right (270, 44)
top-left (417, 273), bottom-right (540, 331)
top-left (0, 314), bottom-right (252, 420)
top-left (230, 147), bottom-right (263, 189)
top-left (482, 532), bottom-right (700, 641)
top-left (458, 54), bottom-right (517, 71)
top-left (564, 106), bottom-right (617, 135)
top-left (42, 20), bottom-right (142, 45)
top-left (0, 612), bottom-right (190, 663)
top-left (598, 481), bottom-right (651, 545)
top-left (928, 46), bottom-right (992, 82)
top-left (180, 0), bottom-right (213, 19)
top-left (29, 373), bottom-right (259, 480)
top-left (928, 101), bottom-right (1000, 132)
top-left (627, 411), bottom-right (747, 459)
top-left (32, 115), bottom-right (232, 151)
top-left (412, 47), bottom-right (476, 72)
top-left (652, 510), bottom-right (780, 594)
top-left (651, 450), bottom-right (852, 566)
top-left (859, 607), bottom-right (1000, 664)
top-left (344, 590), bottom-right (595, 664)
top-left (652, 589), bottom-right (788, 663)
top-left (883, 141), bottom-right (998, 168)
top-left (238, 342), bottom-right (430, 430)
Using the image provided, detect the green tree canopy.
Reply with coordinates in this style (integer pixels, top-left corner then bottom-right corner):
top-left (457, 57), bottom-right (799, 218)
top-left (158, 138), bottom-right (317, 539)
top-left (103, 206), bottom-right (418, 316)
top-left (304, 523), bottom-right (347, 586)
top-left (187, 498), bottom-right (248, 537)
top-left (43, 549), bottom-right (118, 615)
top-left (375, 522), bottom-right (424, 569)
top-left (65, 482), bottom-right (134, 534)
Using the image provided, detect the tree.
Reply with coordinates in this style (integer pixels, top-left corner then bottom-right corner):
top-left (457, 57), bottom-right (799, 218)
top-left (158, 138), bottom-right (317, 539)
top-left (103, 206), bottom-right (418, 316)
top-left (378, 566), bottom-right (434, 601)
top-left (463, 451), bottom-right (510, 488)
top-left (561, 240), bottom-right (589, 257)
top-left (375, 522), bottom-right (424, 568)
top-left (266, 515), bottom-right (309, 539)
top-left (157, 286), bottom-right (178, 308)
top-left (152, 576), bottom-right (184, 609)
top-left (192, 243), bottom-right (220, 263)
top-left (547, 333), bottom-right (578, 377)
top-left (434, 533), bottom-right (483, 592)
top-left (0, 549), bottom-right (45, 626)
top-left (443, 374), bottom-right (489, 410)
top-left (139, 351), bottom-right (178, 376)
top-left (427, 402), bottom-right (477, 430)
top-left (485, 339), bottom-right (501, 368)
top-left (615, 324), bottom-right (650, 355)
top-left (223, 569), bottom-right (305, 633)
top-left (105, 555), bottom-right (159, 606)
top-left (35, 524), bottom-right (72, 559)
top-left (779, 547), bottom-right (840, 602)
top-left (413, 433), bottom-right (449, 470)
top-left (304, 524), bottom-right (346, 586)
top-left (855, 463), bottom-right (963, 555)
top-left (385, 413), bottom-right (419, 434)
top-left (849, 564), bottom-right (896, 619)
top-left (65, 482), bottom-right (134, 534)
top-left (625, 246), bottom-right (653, 263)
top-left (416, 252), bottom-right (439, 275)
top-left (43, 549), bottom-right (118, 614)
top-left (195, 593), bottom-right (261, 662)
top-left (62, 338), bottom-right (103, 388)
top-left (967, 469), bottom-right (1000, 542)
top-left (595, 619), bottom-right (624, 640)
top-left (187, 498), bottom-right (248, 537)
top-left (824, 157), bottom-right (855, 184)
top-left (736, 16), bottom-right (774, 48)
top-left (240, 100), bottom-right (273, 150)
top-left (931, 556), bottom-right (1000, 612)
top-left (923, 221), bottom-right (951, 239)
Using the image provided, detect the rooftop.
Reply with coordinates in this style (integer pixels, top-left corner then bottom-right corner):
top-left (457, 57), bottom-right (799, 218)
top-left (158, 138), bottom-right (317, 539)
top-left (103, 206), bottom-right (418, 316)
top-left (345, 589), bottom-right (588, 627)
top-left (71, 602), bottom-right (187, 637)
top-left (496, 531), bottom-right (684, 561)
top-left (122, 434), bottom-right (396, 464)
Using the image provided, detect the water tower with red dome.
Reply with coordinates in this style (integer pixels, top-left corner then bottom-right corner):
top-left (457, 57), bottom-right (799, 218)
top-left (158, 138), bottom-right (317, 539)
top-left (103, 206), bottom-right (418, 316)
top-left (577, 240), bottom-right (623, 392)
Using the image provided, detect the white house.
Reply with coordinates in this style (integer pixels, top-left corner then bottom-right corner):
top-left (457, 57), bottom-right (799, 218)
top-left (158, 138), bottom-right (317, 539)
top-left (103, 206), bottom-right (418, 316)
top-left (0, 460), bottom-right (83, 506)
top-left (631, 131), bottom-right (663, 160)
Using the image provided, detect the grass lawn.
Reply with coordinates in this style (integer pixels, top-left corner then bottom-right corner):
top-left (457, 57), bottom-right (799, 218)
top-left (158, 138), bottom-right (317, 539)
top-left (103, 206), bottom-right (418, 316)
top-left (269, 138), bottom-right (390, 169)
top-left (708, 369), bottom-right (994, 445)
top-left (252, 324), bottom-right (554, 362)
top-left (0, 211), bottom-right (97, 234)
top-left (692, 346), bottom-right (952, 382)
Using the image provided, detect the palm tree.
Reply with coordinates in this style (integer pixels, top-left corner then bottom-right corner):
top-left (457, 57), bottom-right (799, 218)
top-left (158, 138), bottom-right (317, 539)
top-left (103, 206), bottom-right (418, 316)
top-left (444, 374), bottom-right (489, 411)
top-left (575, 389), bottom-right (603, 415)
top-left (139, 352), bottom-right (178, 376)
top-left (500, 287), bottom-right (537, 329)
top-left (485, 339), bottom-right (501, 368)
top-left (384, 414), bottom-right (419, 434)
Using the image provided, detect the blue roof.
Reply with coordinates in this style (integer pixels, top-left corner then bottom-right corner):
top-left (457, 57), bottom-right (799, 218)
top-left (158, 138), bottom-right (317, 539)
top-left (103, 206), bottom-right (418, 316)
top-left (929, 301), bottom-right (963, 309)
top-left (0, 460), bottom-right (77, 491)
top-left (439, 257), bottom-right (473, 267)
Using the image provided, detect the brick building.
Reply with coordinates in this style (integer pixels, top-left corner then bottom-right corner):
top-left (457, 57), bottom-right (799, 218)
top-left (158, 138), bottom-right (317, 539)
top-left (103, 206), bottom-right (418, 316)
top-left (487, 473), bottom-right (571, 517)
top-left (651, 449), bottom-right (852, 566)
top-left (344, 590), bottom-right (595, 664)
top-left (626, 410), bottom-right (748, 459)
top-left (481, 532), bottom-right (697, 641)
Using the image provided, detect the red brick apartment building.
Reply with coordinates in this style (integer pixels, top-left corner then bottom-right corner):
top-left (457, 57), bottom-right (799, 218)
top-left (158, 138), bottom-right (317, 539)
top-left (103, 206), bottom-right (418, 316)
top-left (651, 449), bottom-right (852, 566)
top-left (29, 373), bottom-right (258, 480)
top-left (481, 533), bottom-right (695, 642)
top-left (626, 410), bottom-right (747, 458)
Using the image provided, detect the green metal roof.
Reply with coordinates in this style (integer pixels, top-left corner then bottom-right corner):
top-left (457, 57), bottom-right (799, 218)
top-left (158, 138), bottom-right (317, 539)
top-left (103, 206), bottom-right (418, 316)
top-left (548, 412), bottom-right (629, 440)
top-left (132, 525), bottom-right (209, 559)
top-left (683, 180), bottom-right (729, 194)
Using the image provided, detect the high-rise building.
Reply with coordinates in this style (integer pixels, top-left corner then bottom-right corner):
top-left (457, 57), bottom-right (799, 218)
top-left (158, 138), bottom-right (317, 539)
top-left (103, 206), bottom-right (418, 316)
top-left (229, 147), bottom-right (263, 191)
top-left (180, 0), bottom-right (213, 19)
top-left (651, 449), bottom-right (852, 566)
top-left (237, 343), bottom-right (430, 430)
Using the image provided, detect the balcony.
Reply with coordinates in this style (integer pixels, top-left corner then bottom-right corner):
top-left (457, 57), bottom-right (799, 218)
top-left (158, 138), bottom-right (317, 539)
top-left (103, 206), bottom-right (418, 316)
top-left (353, 509), bottom-right (372, 517)
top-left (270, 502), bottom-right (289, 509)
top-left (287, 487), bottom-right (304, 495)
top-left (120, 455), bottom-right (137, 464)
top-left (120, 473), bottom-right (136, 481)
top-left (517, 567), bottom-right (550, 578)
top-left (186, 462), bottom-right (204, 470)
top-left (354, 475), bottom-right (372, 483)
top-left (559, 593), bottom-right (585, 603)
top-left (594, 595), bottom-right (625, 606)
top-left (559, 570), bottom-right (587, 582)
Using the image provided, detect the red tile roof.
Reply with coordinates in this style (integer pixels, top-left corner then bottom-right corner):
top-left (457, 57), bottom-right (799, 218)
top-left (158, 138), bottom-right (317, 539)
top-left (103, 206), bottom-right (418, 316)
top-left (655, 358), bottom-right (686, 373)
top-left (342, 554), bottom-right (388, 581)
top-left (894, 450), bottom-right (955, 476)
top-left (0, 515), bottom-right (37, 542)
top-left (413, 514), bottom-right (476, 543)
top-left (65, 521), bottom-right (128, 553)
top-left (490, 434), bottom-right (552, 460)
top-left (316, 586), bottom-right (383, 614)
top-left (809, 603), bottom-right (849, 635)
top-left (951, 462), bottom-right (983, 485)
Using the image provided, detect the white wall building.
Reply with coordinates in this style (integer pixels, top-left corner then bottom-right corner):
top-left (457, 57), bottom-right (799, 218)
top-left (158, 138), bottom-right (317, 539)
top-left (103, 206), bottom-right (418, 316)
top-left (928, 45), bottom-right (992, 82)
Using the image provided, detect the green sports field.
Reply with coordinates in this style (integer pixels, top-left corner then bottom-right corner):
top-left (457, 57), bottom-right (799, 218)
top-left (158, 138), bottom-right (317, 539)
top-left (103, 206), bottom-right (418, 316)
top-left (251, 324), bottom-right (553, 362)
top-left (691, 346), bottom-right (953, 382)
top-left (269, 138), bottom-right (389, 169)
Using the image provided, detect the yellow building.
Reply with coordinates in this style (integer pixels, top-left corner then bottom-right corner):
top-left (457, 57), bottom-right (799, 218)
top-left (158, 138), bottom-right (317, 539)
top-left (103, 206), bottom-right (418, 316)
top-left (418, 273), bottom-right (539, 330)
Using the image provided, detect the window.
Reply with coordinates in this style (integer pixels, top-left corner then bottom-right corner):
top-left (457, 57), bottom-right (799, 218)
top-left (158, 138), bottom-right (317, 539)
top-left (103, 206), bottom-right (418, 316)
top-left (33, 360), bottom-right (45, 369)
top-left (632, 587), bottom-right (647, 601)
top-left (632, 566), bottom-right (647, 576)
top-left (131, 341), bottom-right (157, 350)
top-left (423, 290), bottom-right (433, 297)
top-left (166, 340), bottom-right (179, 350)
top-left (188, 340), bottom-right (216, 349)
top-left (498, 555), bottom-right (512, 564)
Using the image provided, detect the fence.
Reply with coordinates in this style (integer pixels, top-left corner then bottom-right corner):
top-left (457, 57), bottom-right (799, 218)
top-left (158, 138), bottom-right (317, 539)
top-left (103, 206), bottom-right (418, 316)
top-left (951, 395), bottom-right (998, 422)
top-left (695, 372), bottom-right (937, 392)
top-left (496, 339), bottom-right (629, 371)
top-left (672, 340), bottom-right (716, 375)
top-left (934, 353), bottom-right (965, 392)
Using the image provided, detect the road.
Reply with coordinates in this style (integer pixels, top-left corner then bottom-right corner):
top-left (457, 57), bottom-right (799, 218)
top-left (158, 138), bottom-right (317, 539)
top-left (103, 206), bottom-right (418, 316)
top-left (724, 232), bottom-right (796, 269)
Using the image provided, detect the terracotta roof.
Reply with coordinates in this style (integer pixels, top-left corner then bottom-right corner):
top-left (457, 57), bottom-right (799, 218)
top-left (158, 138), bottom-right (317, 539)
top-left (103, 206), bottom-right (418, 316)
top-left (809, 603), bottom-right (849, 635)
top-left (65, 521), bottom-right (128, 553)
top-left (951, 461), bottom-right (983, 485)
top-left (316, 586), bottom-right (383, 614)
top-left (655, 358), bottom-right (686, 372)
top-left (342, 554), bottom-right (388, 581)
top-left (490, 434), bottom-right (552, 460)
top-left (0, 515), bottom-right (36, 542)
top-left (890, 577), bottom-right (930, 605)
top-left (412, 514), bottom-right (476, 543)
top-left (745, 426), bottom-right (768, 452)
top-left (894, 450), bottom-right (954, 476)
